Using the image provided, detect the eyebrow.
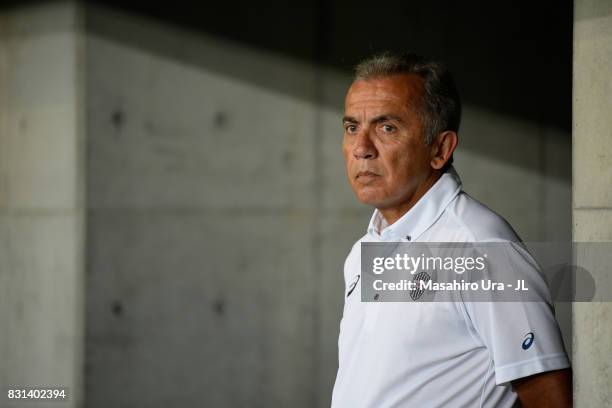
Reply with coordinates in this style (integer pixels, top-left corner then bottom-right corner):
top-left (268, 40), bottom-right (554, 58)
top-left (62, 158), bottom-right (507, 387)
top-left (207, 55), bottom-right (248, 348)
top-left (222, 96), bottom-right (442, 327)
top-left (342, 114), bottom-right (404, 124)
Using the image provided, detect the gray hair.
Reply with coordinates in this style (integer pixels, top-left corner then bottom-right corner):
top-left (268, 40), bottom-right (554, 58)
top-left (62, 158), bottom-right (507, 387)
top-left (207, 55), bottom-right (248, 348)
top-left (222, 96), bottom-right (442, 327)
top-left (354, 51), bottom-right (461, 146)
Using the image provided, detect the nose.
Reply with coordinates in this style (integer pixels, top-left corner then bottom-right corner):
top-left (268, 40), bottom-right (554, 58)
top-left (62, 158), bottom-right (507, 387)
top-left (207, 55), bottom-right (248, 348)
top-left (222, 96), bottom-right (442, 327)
top-left (353, 129), bottom-right (377, 160)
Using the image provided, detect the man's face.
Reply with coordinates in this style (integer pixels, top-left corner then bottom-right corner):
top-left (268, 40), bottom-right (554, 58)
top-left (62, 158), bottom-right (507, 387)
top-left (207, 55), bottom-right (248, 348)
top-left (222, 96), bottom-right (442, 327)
top-left (343, 74), bottom-right (435, 210)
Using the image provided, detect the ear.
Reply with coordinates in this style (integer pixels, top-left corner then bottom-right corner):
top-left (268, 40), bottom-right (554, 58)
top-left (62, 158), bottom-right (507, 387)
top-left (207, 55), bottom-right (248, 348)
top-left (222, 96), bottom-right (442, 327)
top-left (430, 131), bottom-right (458, 170)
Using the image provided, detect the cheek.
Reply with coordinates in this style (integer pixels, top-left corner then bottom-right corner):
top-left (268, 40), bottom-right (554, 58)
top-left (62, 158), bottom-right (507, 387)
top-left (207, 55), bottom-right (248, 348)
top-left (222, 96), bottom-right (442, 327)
top-left (381, 145), bottom-right (426, 182)
top-left (380, 150), bottom-right (406, 178)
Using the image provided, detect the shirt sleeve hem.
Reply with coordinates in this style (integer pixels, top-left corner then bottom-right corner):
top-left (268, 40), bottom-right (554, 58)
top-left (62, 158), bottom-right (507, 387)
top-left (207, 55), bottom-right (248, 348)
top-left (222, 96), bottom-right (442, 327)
top-left (494, 353), bottom-right (570, 385)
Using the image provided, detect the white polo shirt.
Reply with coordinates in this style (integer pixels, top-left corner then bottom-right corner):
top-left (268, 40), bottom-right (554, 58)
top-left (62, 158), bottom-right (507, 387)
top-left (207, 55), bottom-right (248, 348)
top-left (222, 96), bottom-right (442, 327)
top-left (331, 167), bottom-right (570, 408)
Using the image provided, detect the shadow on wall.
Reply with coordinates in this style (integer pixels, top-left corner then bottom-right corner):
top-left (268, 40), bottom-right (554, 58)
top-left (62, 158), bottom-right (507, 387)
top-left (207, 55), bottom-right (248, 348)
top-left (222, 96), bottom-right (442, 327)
top-left (89, 0), bottom-right (573, 130)
top-left (89, 0), bottom-right (573, 174)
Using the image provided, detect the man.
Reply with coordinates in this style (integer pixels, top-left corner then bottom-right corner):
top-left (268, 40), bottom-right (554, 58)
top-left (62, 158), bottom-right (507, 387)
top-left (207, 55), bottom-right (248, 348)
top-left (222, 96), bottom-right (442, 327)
top-left (331, 52), bottom-right (572, 407)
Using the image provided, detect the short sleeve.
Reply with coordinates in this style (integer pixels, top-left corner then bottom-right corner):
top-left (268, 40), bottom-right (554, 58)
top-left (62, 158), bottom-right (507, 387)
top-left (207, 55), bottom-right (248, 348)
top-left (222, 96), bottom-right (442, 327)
top-left (463, 242), bottom-right (570, 385)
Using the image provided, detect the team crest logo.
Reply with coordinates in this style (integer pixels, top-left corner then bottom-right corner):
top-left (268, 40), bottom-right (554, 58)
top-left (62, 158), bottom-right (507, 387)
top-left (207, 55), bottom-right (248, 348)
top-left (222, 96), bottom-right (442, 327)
top-left (411, 272), bottom-right (431, 301)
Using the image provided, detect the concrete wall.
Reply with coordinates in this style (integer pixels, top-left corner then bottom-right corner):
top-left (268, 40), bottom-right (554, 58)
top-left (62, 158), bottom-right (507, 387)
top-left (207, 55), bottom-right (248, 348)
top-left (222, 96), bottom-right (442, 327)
top-left (573, 0), bottom-right (612, 406)
top-left (0, 2), bottom-right (85, 407)
top-left (84, 6), bottom-right (325, 407)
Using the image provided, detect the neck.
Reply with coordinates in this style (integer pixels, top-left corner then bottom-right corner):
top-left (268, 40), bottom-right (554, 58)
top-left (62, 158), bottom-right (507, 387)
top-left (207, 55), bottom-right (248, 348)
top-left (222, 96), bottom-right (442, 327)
top-left (378, 170), bottom-right (442, 226)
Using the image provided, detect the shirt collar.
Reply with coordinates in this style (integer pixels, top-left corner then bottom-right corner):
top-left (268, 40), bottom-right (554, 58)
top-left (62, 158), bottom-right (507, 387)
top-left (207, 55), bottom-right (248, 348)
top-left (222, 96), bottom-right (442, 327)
top-left (366, 166), bottom-right (463, 241)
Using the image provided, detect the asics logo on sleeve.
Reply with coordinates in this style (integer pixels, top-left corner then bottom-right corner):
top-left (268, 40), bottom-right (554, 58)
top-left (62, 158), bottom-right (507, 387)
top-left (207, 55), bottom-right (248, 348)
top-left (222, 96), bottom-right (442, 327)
top-left (522, 332), bottom-right (535, 350)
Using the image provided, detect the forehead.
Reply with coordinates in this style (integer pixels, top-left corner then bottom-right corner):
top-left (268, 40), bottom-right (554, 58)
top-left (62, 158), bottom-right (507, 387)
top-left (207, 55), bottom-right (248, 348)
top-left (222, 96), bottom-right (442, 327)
top-left (344, 74), bottom-right (424, 115)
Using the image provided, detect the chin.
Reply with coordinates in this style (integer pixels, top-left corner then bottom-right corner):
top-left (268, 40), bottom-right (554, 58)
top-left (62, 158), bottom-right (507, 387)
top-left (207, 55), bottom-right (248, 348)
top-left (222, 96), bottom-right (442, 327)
top-left (355, 190), bottom-right (385, 207)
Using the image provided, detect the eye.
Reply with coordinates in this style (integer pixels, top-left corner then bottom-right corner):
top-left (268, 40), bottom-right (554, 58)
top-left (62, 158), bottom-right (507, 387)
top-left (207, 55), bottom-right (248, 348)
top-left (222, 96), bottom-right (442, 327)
top-left (344, 124), bottom-right (358, 134)
top-left (381, 124), bottom-right (396, 133)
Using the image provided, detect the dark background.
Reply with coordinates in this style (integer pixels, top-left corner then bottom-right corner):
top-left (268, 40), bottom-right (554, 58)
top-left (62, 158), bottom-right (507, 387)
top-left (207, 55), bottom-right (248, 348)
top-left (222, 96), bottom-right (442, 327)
top-left (90, 0), bottom-right (572, 131)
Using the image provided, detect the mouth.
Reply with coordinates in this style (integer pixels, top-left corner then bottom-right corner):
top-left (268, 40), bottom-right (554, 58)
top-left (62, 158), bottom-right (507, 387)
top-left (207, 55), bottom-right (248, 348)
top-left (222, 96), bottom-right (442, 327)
top-left (356, 171), bottom-right (380, 179)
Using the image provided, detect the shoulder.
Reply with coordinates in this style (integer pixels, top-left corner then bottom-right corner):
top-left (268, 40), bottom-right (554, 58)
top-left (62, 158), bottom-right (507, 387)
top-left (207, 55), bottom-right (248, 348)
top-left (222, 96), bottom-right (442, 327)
top-left (439, 191), bottom-right (522, 243)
